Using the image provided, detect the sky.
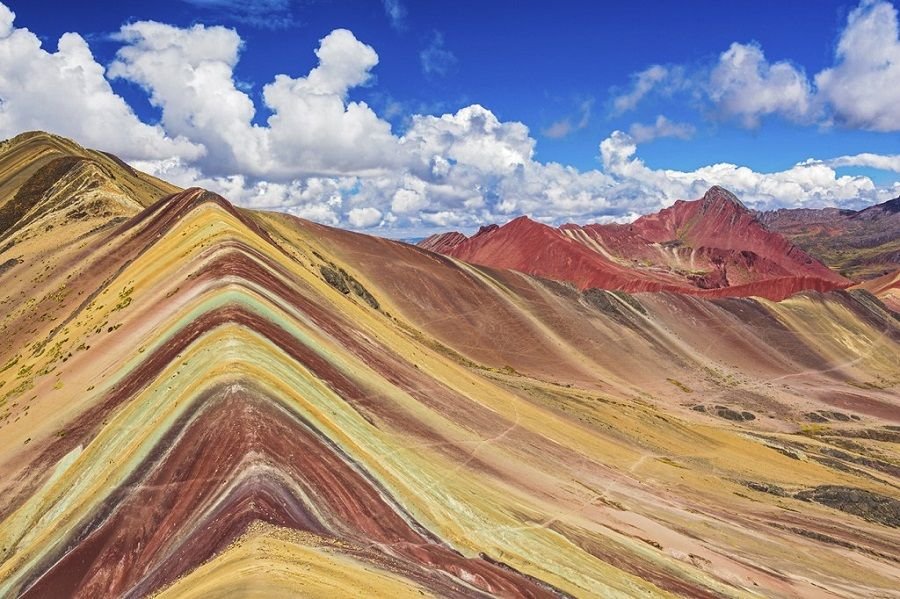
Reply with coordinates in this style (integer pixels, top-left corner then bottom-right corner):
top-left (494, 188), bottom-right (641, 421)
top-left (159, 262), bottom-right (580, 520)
top-left (1, 0), bottom-right (899, 236)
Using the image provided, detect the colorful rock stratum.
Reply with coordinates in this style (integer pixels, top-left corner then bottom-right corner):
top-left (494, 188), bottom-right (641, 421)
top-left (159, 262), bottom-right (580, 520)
top-left (0, 132), bottom-right (899, 598)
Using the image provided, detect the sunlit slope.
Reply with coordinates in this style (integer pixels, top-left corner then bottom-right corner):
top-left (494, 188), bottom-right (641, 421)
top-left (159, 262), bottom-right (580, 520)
top-left (0, 131), bottom-right (179, 251)
top-left (0, 187), bottom-right (897, 598)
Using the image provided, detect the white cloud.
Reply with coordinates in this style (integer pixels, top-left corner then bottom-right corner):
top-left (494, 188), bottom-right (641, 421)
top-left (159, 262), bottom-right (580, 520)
top-left (599, 130), bottom-right (879, 211)
top-left (404, 104), bottom-right (534, 175)
top-left (0, 3), bottom-right (13, 38)
top-left (708, 42), bottom-right (813, 127)
top-left (824, 153), bottom-right (900, 173)
top-left (391, 186), bottom-right (427, 213)
top-left (542, 98), bottom-right (593, 139)
top-left (382, 0), bottom-right (407, 31)
top-left (628, 115), bottom-right (695, 143)
top-left (0, 7), bottom-right (202, 161)
top-left (614, 1), bottom-right (900, 133)
top-left (611, 65), bottom-right (671, 115)
top-left (347, 206), bottom-right (383, 228)
top-left (108, 20), bottom-right (262, 172)
top-left (816, 0), bottom-right (900, 132)
top-left (419, 31), bottom-right (456, 77)
top-left (110, 24), bottom-right (406, 179)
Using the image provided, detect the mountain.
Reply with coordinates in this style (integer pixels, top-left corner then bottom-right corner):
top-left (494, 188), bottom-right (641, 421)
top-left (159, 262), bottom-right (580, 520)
top-left (421, 186), bottom-right (849, 301)
top-left (854, 269), bottom-right (900, 312)
top-left (1, 133), bottom-right (899, 597)
top-left (758, 196), bottom-right (900, 281)
top-left (0, 131), bottom-right (179, 252)
top-left (418, 230), bottom-right (468, 253)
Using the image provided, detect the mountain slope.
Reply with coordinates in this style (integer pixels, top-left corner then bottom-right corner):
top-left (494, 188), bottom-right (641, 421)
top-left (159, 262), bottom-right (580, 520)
top-left (759, 197), bottom-right (900, 281)
top-left (0, 131), bottom-right (179, 251)
top-left (423, 186), bottom-right (849, 301)
top-left (854, 269), bottom-right (900, 312)
top-left (0, 135), bottom-right (899, 597)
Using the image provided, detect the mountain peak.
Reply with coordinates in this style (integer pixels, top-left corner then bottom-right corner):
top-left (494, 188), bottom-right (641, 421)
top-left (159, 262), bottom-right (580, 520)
top-left (419, 230), bottom-right (467, 253)
top-left (700, 185), bottom-right (748, 212)
top-left (473, 223), bottom-right (500, 237)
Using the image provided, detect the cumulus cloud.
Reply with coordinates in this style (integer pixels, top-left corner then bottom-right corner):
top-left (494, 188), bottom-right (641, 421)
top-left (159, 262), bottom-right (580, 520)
top-left (404, 104), bottom-right (534, 175)
top-left (825, 153), bottom-right (900, 173)
top-left (628, 115), bottom-right (695, 143)
top-left (347, 206), bottom-right (383, 228)
top-left (816, 0), bottom-right (900, 132)
top-left (599, 130), bottom-right (880, 211)
top-left (109, 24), bottom-right (405, 179)
top-left (614, 1), bottom-right (900, 132)
top-left (708, 42), bottom-right (814, 127)
top-left (391, 186), bottom-right (427, 214)
top-left (0, 3), bottom-right (12, 37)
top-left (0, 6), bottom-right (202, 161)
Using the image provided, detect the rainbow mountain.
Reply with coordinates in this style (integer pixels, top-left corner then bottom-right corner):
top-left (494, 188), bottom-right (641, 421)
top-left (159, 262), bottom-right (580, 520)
top-left (0, 132), bottom-right (899, 598)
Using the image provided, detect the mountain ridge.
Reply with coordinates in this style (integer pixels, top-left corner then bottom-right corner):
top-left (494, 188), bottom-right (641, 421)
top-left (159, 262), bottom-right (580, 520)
top-left (0, 131), bottom-right (181, 251)
top-left (420, 186), bottom-right (850, 301)
top-left (757, 195), bottom-right (900, 280)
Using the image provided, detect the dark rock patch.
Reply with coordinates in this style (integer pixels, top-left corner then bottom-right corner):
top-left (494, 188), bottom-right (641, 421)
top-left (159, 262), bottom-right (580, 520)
top-left (712, 405), bottom-right (755, 422)
top-left (794, 485), bottom-right (900, 528)
top-left (319, 265), bottom-right (380, 310)
top-left (823, 411), bottom-right (851, 422)
top-left (826, 428), bottom-right (900, 443)
top-left (806, 410), bottom-right (856, 423)
top-left (819, 448), bottom-right (900, 478)
top-left (583, 288), bottom-right (646, 318)
top-left (0, 156), bottom-right (84, 237)
top-left (320, 265), bottom-right (350, 294)
top-left (0, 257), bottom-right (22, 276)
top-left (740, 480), bottom-right (788, 497)
top-left (804, 412), bottom-right (828, 423)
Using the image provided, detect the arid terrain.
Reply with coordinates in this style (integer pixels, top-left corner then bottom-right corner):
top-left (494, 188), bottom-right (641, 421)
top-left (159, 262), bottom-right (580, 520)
top-left (1, 132), bottom-right (899, 598)
top-left (759, 199), bottom-right (900, 281)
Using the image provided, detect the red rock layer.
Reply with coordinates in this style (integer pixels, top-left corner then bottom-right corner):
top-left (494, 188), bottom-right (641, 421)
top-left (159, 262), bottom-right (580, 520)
top-left (418, 231), bottom-right (468, 253)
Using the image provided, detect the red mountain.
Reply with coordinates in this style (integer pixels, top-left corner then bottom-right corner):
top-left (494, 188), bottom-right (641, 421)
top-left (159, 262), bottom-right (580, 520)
top-left (418, 230), bottom-right (468, 253)
top-left (418, 186), bottom-right (850, 301)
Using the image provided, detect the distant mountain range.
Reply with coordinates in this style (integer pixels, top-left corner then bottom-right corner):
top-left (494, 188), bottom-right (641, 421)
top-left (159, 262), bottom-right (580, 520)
top-left (758, 197), bottom-right (900, 280)
top-left (420, 186), bottom-right (900, 302)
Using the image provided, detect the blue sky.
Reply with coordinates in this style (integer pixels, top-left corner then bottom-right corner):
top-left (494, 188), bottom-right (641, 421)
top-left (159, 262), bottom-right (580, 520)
top-left (1, 0), bottom-right (899, 233)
